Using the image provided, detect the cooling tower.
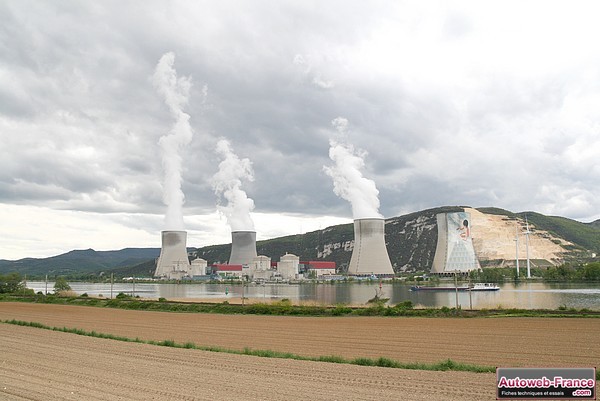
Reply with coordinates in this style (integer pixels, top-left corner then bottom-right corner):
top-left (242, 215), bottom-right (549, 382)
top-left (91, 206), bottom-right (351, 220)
top-left (348, 218), bottom-right (395, 276)
top-left (154, 230), bottom-right (191, 278)
top-left (228, 231), bottom-right (258, 266)
top-left (431, 212), bottom-right (481, 274)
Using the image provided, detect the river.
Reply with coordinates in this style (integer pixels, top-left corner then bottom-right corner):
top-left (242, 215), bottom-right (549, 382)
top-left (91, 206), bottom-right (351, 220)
top-left (25, 281), bottom-right (600, 310)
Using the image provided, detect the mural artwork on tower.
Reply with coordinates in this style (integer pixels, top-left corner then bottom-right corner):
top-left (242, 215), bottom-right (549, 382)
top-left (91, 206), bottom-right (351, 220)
top-left (431, 211), bottom-right (481, 273)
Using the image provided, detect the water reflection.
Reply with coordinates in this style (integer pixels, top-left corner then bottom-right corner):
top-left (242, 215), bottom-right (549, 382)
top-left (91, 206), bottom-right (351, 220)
top-left (26, 281), bottom-right (600, 310)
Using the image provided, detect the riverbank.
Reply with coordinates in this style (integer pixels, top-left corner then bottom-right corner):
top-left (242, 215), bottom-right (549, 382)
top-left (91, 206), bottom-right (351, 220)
top-left (2, 293), bottom-right (600, 318)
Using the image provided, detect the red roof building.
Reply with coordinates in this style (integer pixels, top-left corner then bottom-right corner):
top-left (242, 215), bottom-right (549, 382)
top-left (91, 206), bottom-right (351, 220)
top-left (212, 264), bottom-right (243, 272)
top-left (303, 261), bottom-right (336, 269)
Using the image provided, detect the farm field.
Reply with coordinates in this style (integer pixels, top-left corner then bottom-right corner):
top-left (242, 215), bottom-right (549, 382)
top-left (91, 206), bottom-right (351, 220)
top-left (0, 303), bottom-right (598, 367)
top-left (0, 324), bottom-right (494, 400)
top-left (0, 302), bottom-right (598, 400)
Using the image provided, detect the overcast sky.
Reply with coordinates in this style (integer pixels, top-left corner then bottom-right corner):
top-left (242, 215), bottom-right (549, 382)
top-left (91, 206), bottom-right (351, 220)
top-left (1, 1), bottom-right (599, 260)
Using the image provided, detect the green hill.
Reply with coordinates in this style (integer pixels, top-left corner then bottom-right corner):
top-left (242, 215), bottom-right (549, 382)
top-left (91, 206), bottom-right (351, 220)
top-left (0, 248), bottom-right (161, 277)
top-left (517, 212), bottom-right (599, 253)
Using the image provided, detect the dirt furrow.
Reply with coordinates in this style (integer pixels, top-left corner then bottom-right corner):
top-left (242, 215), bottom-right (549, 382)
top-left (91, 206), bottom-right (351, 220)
top-left (1, 303), bottom-right (598, 367)
top-left (1, 324), bottom-right (497, 400)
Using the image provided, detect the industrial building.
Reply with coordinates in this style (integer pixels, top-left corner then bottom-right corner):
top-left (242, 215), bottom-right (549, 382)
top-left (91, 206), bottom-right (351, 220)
top-left (347, 218), bottom-right (395, 277)
top-left (213, 264), bottom-right (243, 278)
top-left (277, 253), bottom-right (300, 280)
top-left (248, 255), bottom-right (272, 280)
top-left (155, 215), bottom-right (397, 281)
top-left (205, 256), bottom-right (338, 282)
top-left (305, 261), bottom-right (336, 278)
top-left (190, 258), bottom-right (207, 276)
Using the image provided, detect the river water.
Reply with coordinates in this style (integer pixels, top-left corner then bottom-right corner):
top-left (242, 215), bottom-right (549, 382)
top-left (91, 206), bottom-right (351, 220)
top-left (25, 281), bottom-right (600, 310)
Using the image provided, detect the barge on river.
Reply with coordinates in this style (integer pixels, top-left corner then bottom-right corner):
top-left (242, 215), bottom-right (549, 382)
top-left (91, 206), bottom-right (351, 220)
top-left (410, 283), bottom-right (500, 292)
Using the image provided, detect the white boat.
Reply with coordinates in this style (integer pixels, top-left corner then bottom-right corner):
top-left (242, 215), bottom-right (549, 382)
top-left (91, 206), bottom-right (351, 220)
top-left (469, 283), bottom-right (500, 291)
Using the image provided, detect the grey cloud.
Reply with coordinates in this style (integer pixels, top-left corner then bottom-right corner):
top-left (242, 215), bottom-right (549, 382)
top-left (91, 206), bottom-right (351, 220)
top-left (1, 0), bottom-right (599, 233)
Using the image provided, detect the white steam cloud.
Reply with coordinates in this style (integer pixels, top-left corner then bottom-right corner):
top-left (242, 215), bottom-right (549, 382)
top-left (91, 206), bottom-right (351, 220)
top-left (324, 117), bottom-right (383, 219)
top-left (212, 139), bottom-right (256, 231)
top-left (153, 52), bottom-right (194, 230)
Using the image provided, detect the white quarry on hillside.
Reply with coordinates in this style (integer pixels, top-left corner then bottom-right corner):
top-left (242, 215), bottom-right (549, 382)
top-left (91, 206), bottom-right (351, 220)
top-left (467, 208), bottom-right (571, 265)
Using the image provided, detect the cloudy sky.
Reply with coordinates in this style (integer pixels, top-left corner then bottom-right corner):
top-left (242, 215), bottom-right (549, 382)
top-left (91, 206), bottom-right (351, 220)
top-left (1, 1), bottom-right (599, 260)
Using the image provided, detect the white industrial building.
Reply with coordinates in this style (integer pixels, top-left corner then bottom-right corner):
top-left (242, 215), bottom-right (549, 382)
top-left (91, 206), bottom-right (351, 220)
top-left (190, 258), bottom-right (207, 276)
top-left (248, 255), bottom-right (272, 280)
top-left (305, 261), bottom-right (336, 278)
top-left (277, 253), bottom-right (300, 280)
top-left (213, 264), bottom-right (243, 278)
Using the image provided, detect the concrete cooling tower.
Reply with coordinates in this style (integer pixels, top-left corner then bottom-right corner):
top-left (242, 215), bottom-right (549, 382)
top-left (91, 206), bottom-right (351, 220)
top-left (229, 231), bottom-right (258, 266)
top-left (154, 230), bottom-right (191, 278)
top-left (431, 211), bottom-right (481, 274)
top-left (348, 218), bottom-right (395, 276)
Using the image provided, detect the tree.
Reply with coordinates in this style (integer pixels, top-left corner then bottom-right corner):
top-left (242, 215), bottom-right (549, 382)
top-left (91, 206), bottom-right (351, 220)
top-left (582, 262), bottom-right (600, 281)
top-left (53, 276), bottom-right (72, 294)
top-left (0, 272), bottom-right (24, 294)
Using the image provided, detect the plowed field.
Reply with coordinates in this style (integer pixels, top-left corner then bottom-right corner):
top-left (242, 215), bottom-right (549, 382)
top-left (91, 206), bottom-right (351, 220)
top-left (1, 303), bottom-right (598, 400)
top-left (1, 324), bottom-right (494, 400)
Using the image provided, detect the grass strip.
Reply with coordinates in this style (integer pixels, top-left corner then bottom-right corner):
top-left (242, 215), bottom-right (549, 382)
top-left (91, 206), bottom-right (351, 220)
top-left (3, 294), bottom-right (600, 318)
top-left (2, 318), bottom-right (495, 374)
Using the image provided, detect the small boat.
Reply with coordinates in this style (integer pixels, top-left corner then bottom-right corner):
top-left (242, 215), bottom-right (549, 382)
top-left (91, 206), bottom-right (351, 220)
top-left (410, 283), bottom-right (500, 292)
top-left (469, 283), bottom-right (500, 291)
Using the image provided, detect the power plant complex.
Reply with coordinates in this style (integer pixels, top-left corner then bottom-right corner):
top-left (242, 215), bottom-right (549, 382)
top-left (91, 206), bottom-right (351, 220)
top-left (154, 210), bottom-right (484, 280)
top-left (154, 219), bottom-right (400, 280)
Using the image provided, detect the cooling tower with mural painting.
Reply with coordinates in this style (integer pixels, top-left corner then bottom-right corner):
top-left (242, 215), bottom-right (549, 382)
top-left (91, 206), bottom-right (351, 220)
top-left (431, 211), bottom-right (481, 274)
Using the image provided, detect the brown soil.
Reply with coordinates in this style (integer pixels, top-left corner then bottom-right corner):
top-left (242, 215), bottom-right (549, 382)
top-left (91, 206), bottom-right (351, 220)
top-left (0, 324), bottom-right (494, 401)
top-left (1, 302), bottom-right (598, 400)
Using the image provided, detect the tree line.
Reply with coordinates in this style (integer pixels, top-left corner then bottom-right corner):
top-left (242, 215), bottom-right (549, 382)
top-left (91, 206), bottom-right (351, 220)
top-left (0, 273), bottom-right (71, 294)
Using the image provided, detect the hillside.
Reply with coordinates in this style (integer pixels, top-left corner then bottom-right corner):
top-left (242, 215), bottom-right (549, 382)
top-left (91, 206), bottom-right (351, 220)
top-left (195, 206), bottom-right (598, 272)
top-left (469, 208), bottom-right (574, 266)
top-left (477, 208), bottom-right (600, 251)
top-left (194, 206), bottom-right (465, 272)
top-left (105, 259), bottom-right (158, 278)
top-left (520, 212), bottom-right (600, 253)
top-left (0, 248), bottom-right (162, 276)
top-left (2, 207), bottom-right (598, 276)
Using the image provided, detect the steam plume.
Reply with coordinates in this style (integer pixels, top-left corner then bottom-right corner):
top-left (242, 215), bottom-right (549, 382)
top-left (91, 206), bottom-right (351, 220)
top-left (153, 52), bottom-right (194, 230)
top-left (212, 139), bottom-right (255, 231)
top-left (324, 117), bottom-right (382, 219)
